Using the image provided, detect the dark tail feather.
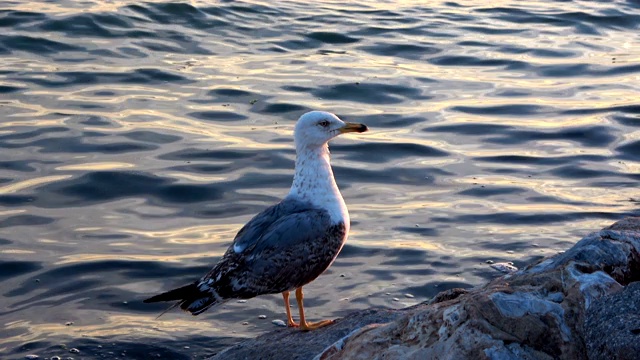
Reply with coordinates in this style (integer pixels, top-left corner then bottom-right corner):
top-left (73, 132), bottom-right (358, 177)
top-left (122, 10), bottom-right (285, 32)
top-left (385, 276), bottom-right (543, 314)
top-left (143, 283), bottom-right (199, 303)
top-left (143, 282), bottom-right (224, 316)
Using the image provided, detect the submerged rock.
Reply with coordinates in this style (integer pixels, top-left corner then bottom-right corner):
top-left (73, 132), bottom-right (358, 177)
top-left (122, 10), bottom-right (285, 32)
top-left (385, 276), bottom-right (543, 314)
top-left (209, 217), bottom-right (640, 360)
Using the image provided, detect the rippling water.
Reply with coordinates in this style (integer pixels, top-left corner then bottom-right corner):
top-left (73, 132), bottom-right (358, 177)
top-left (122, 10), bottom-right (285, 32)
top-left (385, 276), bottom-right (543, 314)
top-left (1, 0), bottom-right (639, 358)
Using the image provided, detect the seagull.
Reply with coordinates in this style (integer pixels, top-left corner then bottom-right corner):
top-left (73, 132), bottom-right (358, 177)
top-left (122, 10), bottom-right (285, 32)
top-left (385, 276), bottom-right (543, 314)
top-left (143, 111), bottom-right (368, 331)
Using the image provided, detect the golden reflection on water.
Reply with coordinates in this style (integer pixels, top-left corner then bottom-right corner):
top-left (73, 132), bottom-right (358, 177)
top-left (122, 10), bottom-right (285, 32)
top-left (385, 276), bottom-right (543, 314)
top-left (4, 314), bottom-right (227, 348)
top-left (56, 162), bottom-right (135, 171)
top-left (611, 160), bottom-right (640, 174)
top-left (116, 224), bottom-right (238, 245)
top-left (162, 172), bottom-right (230, 183)
top-left (54, 252), bottom-right (219, 265)
top-left (0, 209), bottom-right (27, 216)
top-left (454, 175), bottom-right (628, 206)
top-left (0, 175), bottom-right (72, 194)
top-left (0, 249), bottom-right (35, 254)
top-left (0, 113), bottom-right (67, 128)
top-left (53, 92), bottom-right (182, 104)
top-left (357, 237), bottom-right (443, 251)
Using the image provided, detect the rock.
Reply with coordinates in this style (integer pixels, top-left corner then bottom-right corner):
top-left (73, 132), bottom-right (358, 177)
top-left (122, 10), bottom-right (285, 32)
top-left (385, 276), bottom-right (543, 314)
top-left (209, 309), bottom-right (403, 360)
top-left (585, 281), bottom-right (640, 359)
top-left (208, 217), bottom-right (640, 360)
top-left (490, 262), bottom-right (518, 273)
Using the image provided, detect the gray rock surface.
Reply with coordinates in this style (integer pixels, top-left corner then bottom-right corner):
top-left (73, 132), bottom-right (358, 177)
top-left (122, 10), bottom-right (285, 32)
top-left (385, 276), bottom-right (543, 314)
top-left (208, 217), bottom-right (640, 360)
top-left (585, 281), bottom-right (640, 360)
top-left (209, 308), bottom-right (404, 360)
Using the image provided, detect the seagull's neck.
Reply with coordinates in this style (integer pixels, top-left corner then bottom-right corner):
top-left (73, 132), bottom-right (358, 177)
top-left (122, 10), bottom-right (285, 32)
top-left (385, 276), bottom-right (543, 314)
top-left (288, 144), bottom-right (349, 225)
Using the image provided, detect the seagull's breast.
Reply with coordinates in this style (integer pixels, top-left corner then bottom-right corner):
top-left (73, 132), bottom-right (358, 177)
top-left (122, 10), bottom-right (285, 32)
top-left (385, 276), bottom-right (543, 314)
top-left (289, 145), bottom-right (350, 232)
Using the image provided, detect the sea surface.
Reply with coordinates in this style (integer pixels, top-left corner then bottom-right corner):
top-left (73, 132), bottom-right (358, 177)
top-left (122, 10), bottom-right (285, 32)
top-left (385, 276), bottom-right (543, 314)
top-left (0, 0), bottom-right (639, 358)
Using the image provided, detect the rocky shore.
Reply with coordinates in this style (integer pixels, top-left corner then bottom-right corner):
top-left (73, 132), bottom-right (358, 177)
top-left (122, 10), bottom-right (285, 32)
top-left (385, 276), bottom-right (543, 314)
top-left (209, 217), bottom-right (640, 360)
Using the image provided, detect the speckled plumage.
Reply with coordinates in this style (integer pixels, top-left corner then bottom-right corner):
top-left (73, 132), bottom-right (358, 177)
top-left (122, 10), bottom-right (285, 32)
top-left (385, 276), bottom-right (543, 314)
top-left (182, 198), bottom-right (347, 314)
top-left (144, 111), bottom-right (367, 319)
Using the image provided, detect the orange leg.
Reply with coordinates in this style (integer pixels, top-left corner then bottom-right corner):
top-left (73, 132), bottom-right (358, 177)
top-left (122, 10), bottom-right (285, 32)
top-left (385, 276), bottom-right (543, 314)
top-left (294, 287), bottom-right (334, 331)
top-left (282, 291), bottom-right (298, 327)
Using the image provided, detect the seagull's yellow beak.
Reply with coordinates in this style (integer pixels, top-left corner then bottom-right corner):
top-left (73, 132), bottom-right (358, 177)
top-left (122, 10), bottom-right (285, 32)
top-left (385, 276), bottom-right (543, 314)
top-left (339, 122), bottom-right (368, 134)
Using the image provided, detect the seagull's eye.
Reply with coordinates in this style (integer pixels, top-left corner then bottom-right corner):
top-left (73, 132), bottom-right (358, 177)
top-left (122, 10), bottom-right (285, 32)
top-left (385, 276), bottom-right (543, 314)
top-left (318, 120), bottom-right (330, 127)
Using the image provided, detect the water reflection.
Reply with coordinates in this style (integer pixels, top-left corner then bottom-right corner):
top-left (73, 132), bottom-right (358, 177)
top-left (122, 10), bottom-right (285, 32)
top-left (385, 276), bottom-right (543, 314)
top-left (1, 0), bottom-right (639, 358)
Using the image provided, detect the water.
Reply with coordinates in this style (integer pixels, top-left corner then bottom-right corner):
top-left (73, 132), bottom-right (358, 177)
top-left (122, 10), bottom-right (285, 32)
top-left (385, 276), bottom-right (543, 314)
top-left (0, 0), bottom-right (638, 358)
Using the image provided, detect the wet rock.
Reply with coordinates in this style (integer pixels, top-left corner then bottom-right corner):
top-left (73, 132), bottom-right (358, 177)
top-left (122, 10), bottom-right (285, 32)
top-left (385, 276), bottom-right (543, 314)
top-left (490, 262), bottom-right (518, 273)
top-left (272, 319), bottom-right (287, 327)
top-left (207, 217), bottom-right (640, 360)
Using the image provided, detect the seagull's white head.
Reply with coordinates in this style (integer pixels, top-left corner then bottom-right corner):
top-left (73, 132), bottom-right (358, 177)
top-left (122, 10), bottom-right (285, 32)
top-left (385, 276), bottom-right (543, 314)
top-left (294, 111), bottom-right (368, 150)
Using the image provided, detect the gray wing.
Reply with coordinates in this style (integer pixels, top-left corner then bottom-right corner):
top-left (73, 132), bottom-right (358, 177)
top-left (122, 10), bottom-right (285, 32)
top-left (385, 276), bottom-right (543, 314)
top-left (201, 207), bottom-right (345, 298)
top-left (229, 198), bottom-right (317, 254)
top-left (246, 209), bottom-right (333, 269)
